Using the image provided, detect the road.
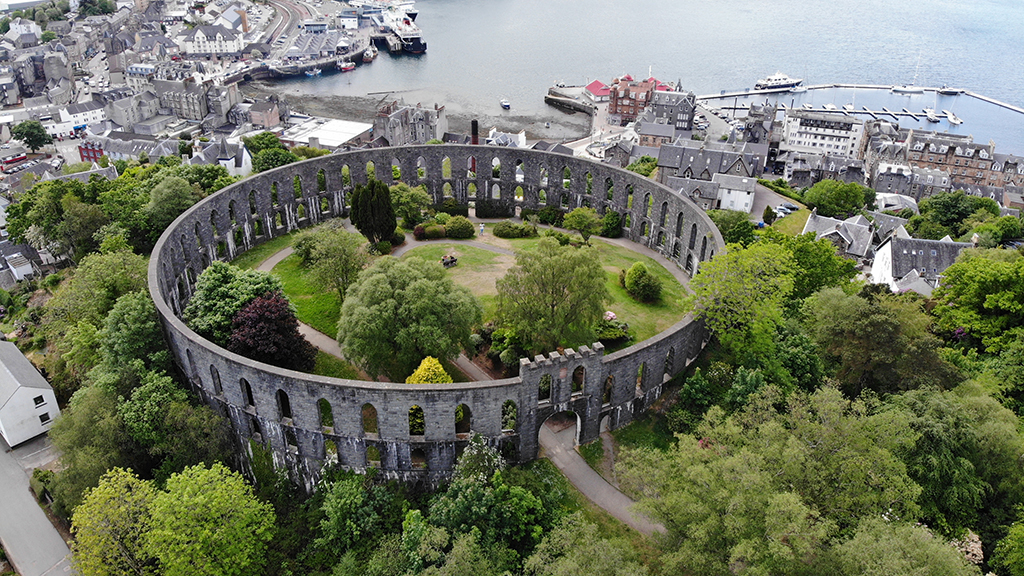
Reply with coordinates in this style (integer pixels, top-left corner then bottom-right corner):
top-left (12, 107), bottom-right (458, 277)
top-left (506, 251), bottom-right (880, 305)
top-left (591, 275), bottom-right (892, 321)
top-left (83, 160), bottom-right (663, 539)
top-left (0, 436), bottom-right (73, 576)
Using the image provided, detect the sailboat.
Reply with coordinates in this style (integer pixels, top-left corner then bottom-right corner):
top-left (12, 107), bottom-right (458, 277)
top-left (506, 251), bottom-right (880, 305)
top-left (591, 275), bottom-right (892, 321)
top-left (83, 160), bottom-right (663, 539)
top-left (893, 55), bottom-right (924, 94)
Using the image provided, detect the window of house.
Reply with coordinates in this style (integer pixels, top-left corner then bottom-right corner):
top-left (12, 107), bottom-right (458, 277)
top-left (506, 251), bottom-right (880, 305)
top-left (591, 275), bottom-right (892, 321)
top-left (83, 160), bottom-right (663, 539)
top-left (931, 250), bottom-right (937, 256)
top-left (39, 412), bottom-right (50, 424)
top-left (33, 395), bottom-right (44, 407)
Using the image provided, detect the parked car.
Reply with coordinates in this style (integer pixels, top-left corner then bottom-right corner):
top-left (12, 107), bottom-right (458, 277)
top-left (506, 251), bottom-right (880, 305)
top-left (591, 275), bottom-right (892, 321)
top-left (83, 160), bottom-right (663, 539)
top-left (781, 202), bottom-right (799, 211)
top-left (776, 206), bottom-right (792, 215)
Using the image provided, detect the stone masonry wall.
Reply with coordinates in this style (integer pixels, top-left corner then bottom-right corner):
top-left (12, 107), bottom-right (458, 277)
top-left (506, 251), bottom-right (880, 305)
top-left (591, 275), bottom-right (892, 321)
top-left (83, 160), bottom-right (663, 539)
top-left (148, 145), bottom-right (725, 490)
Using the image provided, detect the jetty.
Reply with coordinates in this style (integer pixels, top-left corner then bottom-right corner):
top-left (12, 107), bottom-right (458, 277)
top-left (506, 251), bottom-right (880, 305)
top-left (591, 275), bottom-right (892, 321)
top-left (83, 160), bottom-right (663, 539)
top-left (544, 85), bottom-right (596, 115)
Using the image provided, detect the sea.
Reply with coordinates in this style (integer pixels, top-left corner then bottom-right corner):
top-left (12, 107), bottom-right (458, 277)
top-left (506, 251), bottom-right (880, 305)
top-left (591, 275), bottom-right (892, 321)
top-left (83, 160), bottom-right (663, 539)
top-left (280, 0), bottom-right (1024, 152)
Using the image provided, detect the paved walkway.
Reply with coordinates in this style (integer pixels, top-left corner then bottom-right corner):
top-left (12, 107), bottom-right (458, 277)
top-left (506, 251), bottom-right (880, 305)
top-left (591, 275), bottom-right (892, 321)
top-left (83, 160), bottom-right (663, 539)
top-left (0, 437), bottom-right (73, 576)
top-left (538, 422), bottom-right (664, 536)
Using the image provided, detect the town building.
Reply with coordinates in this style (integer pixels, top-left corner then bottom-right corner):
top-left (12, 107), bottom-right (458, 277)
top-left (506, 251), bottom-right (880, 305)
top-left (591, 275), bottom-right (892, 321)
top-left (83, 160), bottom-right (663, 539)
top-left (0, 341), bottom-right (60, 447)
top-left (801, 209), bottom-right (874, 259)
top-left (656, 138), bottom-right (764, 184)
top-left (871, 235), bottom-right (972, 297)
top-left (608, 76), bottom-right (654, 124)
top-left (177, 25), bottom-right (243, 56)
top-left (711, 173), bottom-right (757, 213)
top-left (372, 100), bottom-right (447, 147)
top-left (779, 110), bottom-right (864, 159)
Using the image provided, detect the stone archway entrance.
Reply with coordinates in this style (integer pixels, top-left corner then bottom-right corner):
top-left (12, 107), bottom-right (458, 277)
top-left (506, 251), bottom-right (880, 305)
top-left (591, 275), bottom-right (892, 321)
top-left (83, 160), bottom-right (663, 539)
top-left (540, 410), bottom-right (580, 452)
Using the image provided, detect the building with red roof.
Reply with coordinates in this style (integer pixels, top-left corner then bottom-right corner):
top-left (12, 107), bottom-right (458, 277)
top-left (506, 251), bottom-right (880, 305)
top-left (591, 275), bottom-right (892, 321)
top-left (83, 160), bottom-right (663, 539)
top-left (584, 80), bottom-right (610, 102)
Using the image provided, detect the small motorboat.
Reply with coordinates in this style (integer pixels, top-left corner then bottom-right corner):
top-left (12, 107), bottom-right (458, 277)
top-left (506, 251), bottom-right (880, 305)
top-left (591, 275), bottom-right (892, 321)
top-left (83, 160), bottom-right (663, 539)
top-left (937, 85), bottom-right (962, 96)
top-left (943, 110), bottom-right (963, 125)
top-left (363, 45), bottom-right (378, 63)
top-left (339, 61), bottom-right (356, 72)
top-left (892, 84), bottom-right (924, 94)
top-left (305, 68), bottom-right (321, 77)
top-left (500, 98), bottom-right (511, 110)
top-left (923, 108), bottom-right (941, 123)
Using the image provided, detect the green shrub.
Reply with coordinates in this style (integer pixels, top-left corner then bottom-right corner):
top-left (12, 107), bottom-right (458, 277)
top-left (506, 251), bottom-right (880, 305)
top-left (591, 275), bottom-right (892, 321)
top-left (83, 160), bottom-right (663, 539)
top-left (373, 240), bottom-right (392, 254)
top-left (391, 227), bottom-right (406, 246)
top-left (595, 318), bottom-right (630, 345)
top-left (536, 206), bottom-right (565, 226)
top-left (600, 210), bottom-right (622, 238)
top-left (469, 333), bottom-right (484, 354)
top-left (542, 229), bottom-right (572, 246)
top-left (434, 212), bottom-right (452, 225)
top-left (445, 215), bottom-right (475, 239)
top-left (624, 262), bottom-right (662, 302)
top-left (424, 226), bottom-right (446, 239)
top-left (435, 199), bottom-right (469, 217)
top-left (493, 220), bottom-right (536, 238)
top-left (30, 468), bottom-right (54, 503)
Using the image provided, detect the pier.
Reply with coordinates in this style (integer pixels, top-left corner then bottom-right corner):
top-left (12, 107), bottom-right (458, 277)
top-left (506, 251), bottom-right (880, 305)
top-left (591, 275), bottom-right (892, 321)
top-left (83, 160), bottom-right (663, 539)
top-left (544, 86), bottom-right (596, 115)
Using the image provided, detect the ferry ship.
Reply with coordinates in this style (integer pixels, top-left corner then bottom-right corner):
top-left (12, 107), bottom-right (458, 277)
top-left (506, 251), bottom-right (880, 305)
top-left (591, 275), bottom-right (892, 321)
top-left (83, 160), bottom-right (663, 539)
top-left (755, 72), bottom-right (803, 91)
top-left (356, 0), bottom-right (427, 53)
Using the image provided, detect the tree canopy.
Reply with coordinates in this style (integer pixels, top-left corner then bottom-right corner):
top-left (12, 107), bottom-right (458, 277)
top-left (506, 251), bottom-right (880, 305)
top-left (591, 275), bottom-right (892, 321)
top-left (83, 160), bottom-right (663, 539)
top-left (496, 237), bottom-right (609, 354)
top-left (241, 131), bottom-right (286, 156)
top-left (338, 257), bottom-right (482, 380)
top-left (12, 119), bottom-right (53, 152)
top-left (294, 222), bottom-right (369, 303)
top-left (707, 209), bottom-right (756, 246)
top-left (183, 262), bottom-right (283, 346)
top-left (226, 291), bottom-right (317, 372)
top-left (350, 178), bottom-right (397, 245)
top-left (406, 357), bottom-right (453, 384)
top-left (934, 249), bottom-right (1024, 353)
top-left (72, 468), bottom-right (159, 576)
top-left (253, 148), bottom-right (299, 173)
top-left (562, 207), bottom-right (602, 245)
top-left (802, 179), bottom-right (874, 217)
top-left (145, 463), bottom-right (275, 576)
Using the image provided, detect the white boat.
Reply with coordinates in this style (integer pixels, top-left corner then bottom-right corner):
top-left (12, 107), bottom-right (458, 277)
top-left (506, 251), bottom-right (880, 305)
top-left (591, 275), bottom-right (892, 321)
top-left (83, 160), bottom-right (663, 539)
top-left (790, 86), bottom-right (807, 93)
top-left (339, 61), bottom-right (356, 72)
top-left (842, 104), bottom-right (854, 111)
top-left (943, 110), bottom-right (963, 125)
top-left (924, 108), bottom-right (941, 123)
top-left (937, 85), bottom-right (962, 96)
top-left (363, 45), bottom-right (378, 63)
top-left (801, 103), bottom-right (813, 110)
top-left (755, 72), bottom-right (803, 90)
top-left (892, 84), bottom-right (924, 94)
top-left (305, 68), bottom-right (321, 77)
top-left (500, 98), bottom-right (511, 110)
top-left (824, 103), bottom-right (837, 111)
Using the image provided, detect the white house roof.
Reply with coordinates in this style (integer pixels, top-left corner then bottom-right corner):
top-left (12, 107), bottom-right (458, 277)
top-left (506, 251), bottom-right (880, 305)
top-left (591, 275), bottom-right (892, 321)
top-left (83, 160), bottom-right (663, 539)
top-left (0, 341), bottom-right (52, 411)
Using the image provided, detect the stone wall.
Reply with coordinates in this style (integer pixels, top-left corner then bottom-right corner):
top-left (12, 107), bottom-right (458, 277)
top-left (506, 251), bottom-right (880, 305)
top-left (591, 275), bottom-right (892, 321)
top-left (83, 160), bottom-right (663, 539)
top-left (148, 145), bottom-right (725, 489)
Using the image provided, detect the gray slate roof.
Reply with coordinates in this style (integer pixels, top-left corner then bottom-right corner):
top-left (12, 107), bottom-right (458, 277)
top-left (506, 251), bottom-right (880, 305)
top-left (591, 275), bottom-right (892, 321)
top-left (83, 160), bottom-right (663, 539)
top-left (0, 340), bottom-right (51, 410)
top-left (802, 209), bottom-right (874, 258)
top-left (882, 235), bottom-right (971, 288)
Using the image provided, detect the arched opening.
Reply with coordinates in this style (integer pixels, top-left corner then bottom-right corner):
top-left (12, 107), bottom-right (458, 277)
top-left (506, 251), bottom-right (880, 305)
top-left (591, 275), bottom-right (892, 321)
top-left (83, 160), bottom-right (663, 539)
top-left (585, 171), bottom-right (593, 194)
top-left (672, 241), bottom-right (681, 259)
top-left (296, 203), bottom-right (307, 219)
top-left (605, 177), bottom-right (614, 201)
top-left (603, 375), bottom-right (614, 405)
top-left (562, 166), bottom-right (571, 189)
top-left (657, 231), bottom-right (665, 246)
top-left (209, 365), bottom-right (222, 395)
top-left (275, 212), bottom-right (283, 229)
top-left (410, 448), bottom-right (427, 469)
top-left (284, 428), bottom-right (299, 452)
top-left (366, 161), bottom-right (376, 179)
top-left (515, 160), bottom-right (524, 182)
top-left (293, 175), bottom-right (303, 198)
top-left (249, 415), bottom-right (261, 443)
top-left (228, 201), bottom-right (237, 226)
top-left (491, 157), bottom-right (501, 179)
top-left (443, 182), bottom-right (454, 199)
top-left (539, 189), bottom-right (547, 205)
top-left (342, 165), bottom-right (351, 186)
top-left (391, 158), bottom-right (402, 181)
top-left (626, 184), bottom-right (634, 209)
top-left (277, 389), bottom-right (293, 422)
top-left (362, 403), bottom-right (378, 435)
top-left (186, 349), bottom-right (199, 385)
top-left (324, 439), bottom-right (338, 461)
top-left (241, 378), bottom-right (255, 410)
top-left (416, 156), bottom-right (426, 180)
top-left (468, 182), bottom-right (477, 198)
top-left (560, 193), bottom-right (569, 209)
top-left (689, 223), bottom-right (698, 250)
top-left (665, 347), bottom-right (676, 377)
top-left (318, 398), bottom-right (333, 429)
top-left (318, 169), bottom-right (327, 192)
top-left (700, 236), bottom-right (708, 260)
top-left (502, 400), bottom-right (518, 431)
top-left (409, 405), bottom-right (425, 436)
top-left (253, 218), bottom-right (264, 237)
top-left (645, 194), bottom-right (653, 218)
top-left (210, 211), bottom-right (220, 237)
top-left (491, 183), bottom-right (501, 200)
top-left (641, 221), bottom-right (649, 237)
top-left (514, 186), bottom-right (524, 201)
top-left (538, 374), bottom-right (552, 401)
top-left (320, 197), bottom-right (330, 214)
top-left (660, 202), bottom-right (669, 227)
top-left (636, 363), bottom-right (646, 397)
top-left (194, 223), bottom-right (203, 249)
top-left (216, 241), bottom-right (227, 259)
top-left (366, 445), bottom-right (381, 466)
top-left (455, 404), bottom-right (471, 436)
top-left (624, 213), bottom-right (632, 228)
top-left (541, 410), bottom-right (580, 448)
top-left (675, 213), bottom-right (684, 236)
top-left (442, 156), bottom-right (452, 178)
top-left (686, 254), bottom-right (695, 274)
top-left (572, 366), bottom-right (585, 394)
top-left (466, 156), bottom-right (477, 178)
top-left (233, 228), bottom-right (244, 248)
top-left (271, 182), bottom-right (279, 205)
top-left (539, 167), bottom-right (549, 187)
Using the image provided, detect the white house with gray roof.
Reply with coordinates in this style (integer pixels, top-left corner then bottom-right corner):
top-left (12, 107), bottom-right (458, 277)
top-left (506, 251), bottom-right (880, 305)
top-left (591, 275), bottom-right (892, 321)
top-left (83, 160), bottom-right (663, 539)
top-left (871, 235), bottom-right (972, 297)
top-left (0, 341), bottom-right (59, 447)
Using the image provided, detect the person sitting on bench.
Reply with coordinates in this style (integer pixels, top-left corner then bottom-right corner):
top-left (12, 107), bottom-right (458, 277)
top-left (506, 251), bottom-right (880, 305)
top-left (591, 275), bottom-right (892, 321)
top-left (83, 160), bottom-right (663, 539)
top-left (441, 255), bottom-right (458, 267)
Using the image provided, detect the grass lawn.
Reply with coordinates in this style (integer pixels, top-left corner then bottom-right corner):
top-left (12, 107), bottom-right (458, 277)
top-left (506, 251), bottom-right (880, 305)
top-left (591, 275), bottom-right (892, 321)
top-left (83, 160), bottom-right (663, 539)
top-left (229, 231), bottom-right (302, 270)
top-left (611, 414), bottom-right (677, 452)
top-left (312, 352), bottom-right (360, 380)
top-left (271, 254), bottom-right (341, 338)
top-left (578, 438), bottom-right (605, 470)
top-left (771, 206), bottom-right (811, 236)
top-left (400, 243), bottom-right (511, 322)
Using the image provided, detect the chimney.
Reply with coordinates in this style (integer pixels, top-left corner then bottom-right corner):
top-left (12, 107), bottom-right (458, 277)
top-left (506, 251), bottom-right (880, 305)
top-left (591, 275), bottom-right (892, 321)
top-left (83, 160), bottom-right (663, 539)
top-left (471, 120), bottom-right (478, 146)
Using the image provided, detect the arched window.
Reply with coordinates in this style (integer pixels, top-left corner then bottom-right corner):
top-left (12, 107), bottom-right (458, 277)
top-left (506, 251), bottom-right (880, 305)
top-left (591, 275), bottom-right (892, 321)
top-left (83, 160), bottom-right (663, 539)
top-left (562, 166), bottom-right (571, 189)
top-left (515, 160), bottom-right (524, 183)
top-left (491, 157), bottom-right (501, 179)
top-left (689, 223), bottom-right (698, 250)
top-left (657, 231), bottom-right (665, 246)
top-left (362, 403), bottom-right (378, 435)
top-left (277, 389), bottom-right (292, 421)
top-left (442, 156), bottom-right (452, 178)
top-left (296, 204), bottom-right (306, 219)
top-left (455, 404), bottom-right (471, 435)
top-left (539, 374), bottom-right (552, 401)
top-left (209, 365), bottom-right (222, 395)
top-left (416, 156), bottom-right (427, 180)
top-left (249, 190), bottom-right (258, 214)
top-left (491, 183), bottom-right (501, 200)
top-left (409, 405), bottom-right (425, 436)
top-left (318, 399), bottom-right (334, 429)
top-left (585, 172), bottom-right (593, 194)
top-left (660, 202), bottom-right (669, 227)
top-left (700, 236), bottom-right (708, 260)
top-left (320, 197), bottom-right (330, 214)
top-left (624, 213), bottom-right (632, 228)
top-left (228, 201), bottom-right (237, 226)
top-left (342, 165), bottom-right (351, 186)
top-left (603, 375), bottom-right (614, 405)
top-left (636, 363), bottom-right (646, 397)
top-left (293, 175), bottom-right (303, 198)
top-left (572, 366), bottom-right (585, 394)
top-left (318, 169), bottom-right (327, 192)
top-left (501, 400), bottom-right (518, 431)
top-left (366, 445), bottom-right (381, 465)
top-left (675, 213), bottom-right (684, 236)
top-left (324, 439), bottom-right (338, 461)
top-left (626, 184), bottom-right (634, 209)
top-left (605, 177), bottom-right (614, 201)
top-left (641, 221), bottom-right (649, 237)
top-left (665, 348), bottom-right (676, 376)
top-left (644, 193), bottom-right (652, 218)
top-left (271, 182), bottom-right (279, 205)
top-left (210, 211), bottom-right (220, 237)
top-left (410, 448), bottom-right (427, 469)
top-left (365, 161), bottom-right (376, 180)
top-left (241, 379), bottom-right (255, 410)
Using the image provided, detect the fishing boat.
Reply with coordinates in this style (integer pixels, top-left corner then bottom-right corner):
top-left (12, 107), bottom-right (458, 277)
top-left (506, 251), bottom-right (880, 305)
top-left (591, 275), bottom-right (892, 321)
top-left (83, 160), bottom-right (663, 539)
top-left (363, 45), bottom-right (378, 63)
top-left (305, 68), bottom-right (321, 77)
top-left (924, 108), bottom-right (941, 123)
top-left (500, 98), bottom-right (511, 110)
top-left (339, 61), bottom-right (356, 72)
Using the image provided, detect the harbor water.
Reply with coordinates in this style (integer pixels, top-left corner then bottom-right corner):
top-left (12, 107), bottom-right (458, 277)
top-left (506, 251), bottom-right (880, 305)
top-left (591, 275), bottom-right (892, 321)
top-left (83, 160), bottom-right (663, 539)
top-left (279, 0), bottom-right (1024, 151)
